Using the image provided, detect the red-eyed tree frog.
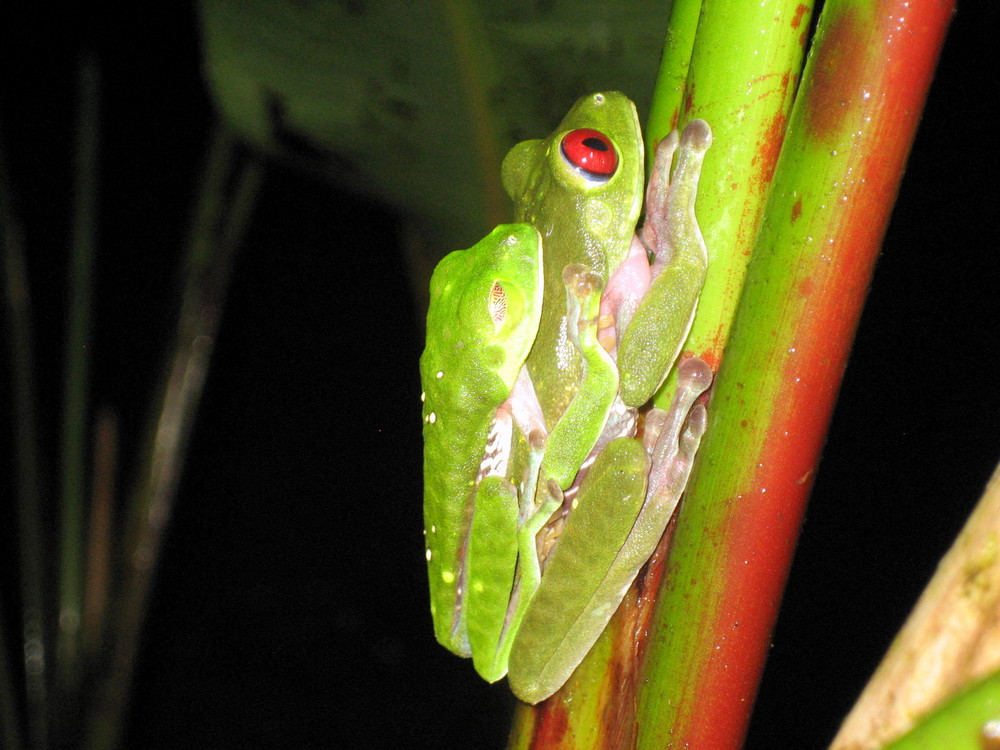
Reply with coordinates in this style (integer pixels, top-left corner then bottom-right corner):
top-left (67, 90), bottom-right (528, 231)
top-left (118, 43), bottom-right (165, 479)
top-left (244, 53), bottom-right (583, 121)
top-left (421, 92), bottom-right (713, 704)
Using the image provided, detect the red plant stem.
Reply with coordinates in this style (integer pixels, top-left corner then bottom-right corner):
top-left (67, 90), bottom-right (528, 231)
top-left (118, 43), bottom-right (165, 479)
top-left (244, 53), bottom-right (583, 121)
top-left (649, 1), bottom-right (955, 747)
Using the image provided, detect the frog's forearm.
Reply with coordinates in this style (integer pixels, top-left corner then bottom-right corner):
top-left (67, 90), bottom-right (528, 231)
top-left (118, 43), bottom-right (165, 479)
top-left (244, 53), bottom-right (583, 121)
top-left (618, 120), bottom-right (713, 407)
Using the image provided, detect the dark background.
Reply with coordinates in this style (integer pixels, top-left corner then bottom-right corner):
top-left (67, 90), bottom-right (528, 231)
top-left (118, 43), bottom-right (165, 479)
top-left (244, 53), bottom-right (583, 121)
top-left (1, 3), bottom-right (997, 748)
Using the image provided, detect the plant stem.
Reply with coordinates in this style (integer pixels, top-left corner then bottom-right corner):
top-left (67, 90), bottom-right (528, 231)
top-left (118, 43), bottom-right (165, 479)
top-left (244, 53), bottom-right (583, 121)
top-left (57, 51), bottom-right (101, 701)
top-left (84, 124), bottom-right (262, 750)
top-left (637, 1), bottom-right (953, 747)
top-left (81, 410), bottom-right (117, 667)
top-left (1, 118), bottom-right (50, 750)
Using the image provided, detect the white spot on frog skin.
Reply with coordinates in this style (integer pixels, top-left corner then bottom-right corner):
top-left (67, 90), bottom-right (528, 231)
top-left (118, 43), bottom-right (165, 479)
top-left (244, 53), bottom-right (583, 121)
top-left (426, 412), bottom-right (437, 424)
top-left (436, 370), bottom-right (444, 379)
top-left (425, 548), bottom-right (432, 561)
top-left (430, 525), bottom-right (436, 534)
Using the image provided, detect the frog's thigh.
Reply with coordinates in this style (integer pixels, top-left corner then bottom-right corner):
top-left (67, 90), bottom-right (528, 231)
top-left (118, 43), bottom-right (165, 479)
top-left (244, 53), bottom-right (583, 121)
top-left (508, 437), bottom-right (649, 703)
top-left (467, 476), bottom-right (520, 682)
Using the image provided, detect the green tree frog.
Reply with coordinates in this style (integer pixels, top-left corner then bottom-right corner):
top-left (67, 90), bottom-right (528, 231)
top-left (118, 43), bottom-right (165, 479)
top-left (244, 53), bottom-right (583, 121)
top-left (421, 92), bottom-right (713, 704)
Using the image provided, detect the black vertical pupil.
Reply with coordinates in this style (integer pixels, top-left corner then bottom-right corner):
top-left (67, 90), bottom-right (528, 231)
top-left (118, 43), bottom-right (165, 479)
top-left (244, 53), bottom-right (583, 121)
top-left (582, 137), bottom-right (608, 151)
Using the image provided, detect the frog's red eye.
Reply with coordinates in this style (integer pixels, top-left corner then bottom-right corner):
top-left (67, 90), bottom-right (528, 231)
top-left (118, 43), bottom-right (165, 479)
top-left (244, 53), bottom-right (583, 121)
top-left (560, 129), bottom-right (617, 181)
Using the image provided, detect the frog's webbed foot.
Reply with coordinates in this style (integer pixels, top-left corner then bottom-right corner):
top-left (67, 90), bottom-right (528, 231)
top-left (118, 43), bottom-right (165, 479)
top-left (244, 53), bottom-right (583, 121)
top-left (513, 478), bottom-right (564, 616)
top-left (467, 465), bottom-right (562, 682)
top-left (640, 119), bottom-right (713, 272)
top-left (642, 356), bottom-right (713, 521)
top-left (638, 128), bottom-right (680, 257)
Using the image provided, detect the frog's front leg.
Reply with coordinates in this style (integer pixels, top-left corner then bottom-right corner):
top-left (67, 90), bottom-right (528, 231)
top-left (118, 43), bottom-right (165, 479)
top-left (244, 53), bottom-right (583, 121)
top-left (617, 119), bottom-right (713, 407)
top-left (527, 262), bottom-right (634, 586)
top-left (538, 264), bottom-right (620, 488)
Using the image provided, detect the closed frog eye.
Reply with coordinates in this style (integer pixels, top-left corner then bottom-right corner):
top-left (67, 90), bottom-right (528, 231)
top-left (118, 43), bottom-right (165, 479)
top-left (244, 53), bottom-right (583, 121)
top-left (560, 128), bottom-right (618, 182)
top-left (489, 280), bottom-right (508, 330)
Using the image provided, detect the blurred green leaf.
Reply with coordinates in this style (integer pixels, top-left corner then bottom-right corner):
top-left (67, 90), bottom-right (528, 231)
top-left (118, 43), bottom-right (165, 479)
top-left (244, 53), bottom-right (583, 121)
top-left (198, 0), bottom-right (675, 248)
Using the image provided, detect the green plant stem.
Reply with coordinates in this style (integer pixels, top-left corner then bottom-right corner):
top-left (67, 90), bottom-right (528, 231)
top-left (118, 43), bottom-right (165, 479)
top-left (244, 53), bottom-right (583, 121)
top-left (84, 124), bottom-right (263, 750)
top-left (645, 0), bottom-right (702, 152)
top-left (647, 0), bottom-right (812, 407)
top-left (637, 1), bottom-right (954, 747)
top-left (82, 410), bottom-right (116, 666)
top-left (57, 51), bottom-right (101, 700)
top-left (1, 122), bottom-right (50, 750)
top-left (441, 0), bottom-right (509, 231)
top-left (0, 596), bottom-right (23, 750)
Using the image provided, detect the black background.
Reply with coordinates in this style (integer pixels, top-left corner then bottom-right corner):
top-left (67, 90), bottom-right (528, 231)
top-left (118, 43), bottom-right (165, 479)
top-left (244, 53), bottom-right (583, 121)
top-left (1, 3), bottom-right (997, 748)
